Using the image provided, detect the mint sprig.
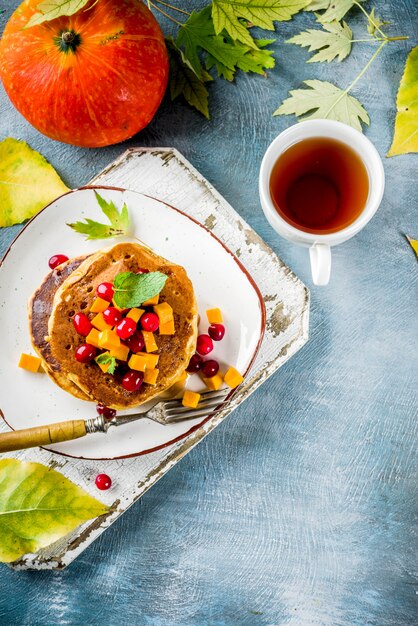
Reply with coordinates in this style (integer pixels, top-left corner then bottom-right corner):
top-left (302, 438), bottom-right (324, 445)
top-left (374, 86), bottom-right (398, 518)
top-left (95, 353), bottom-right (117, 375)
top-left (113, 271), bottom-right (167, 309)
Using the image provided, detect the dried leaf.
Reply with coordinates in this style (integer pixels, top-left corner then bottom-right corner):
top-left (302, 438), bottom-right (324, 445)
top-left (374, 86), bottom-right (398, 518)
top-left (26, 0), bottom-right (90, 28)
top-left (0, 138), bottom-right (69, 228)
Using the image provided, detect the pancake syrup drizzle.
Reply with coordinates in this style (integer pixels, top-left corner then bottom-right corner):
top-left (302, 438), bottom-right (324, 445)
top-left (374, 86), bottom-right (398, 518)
top-left (269, 137), bottom-right (370, 235)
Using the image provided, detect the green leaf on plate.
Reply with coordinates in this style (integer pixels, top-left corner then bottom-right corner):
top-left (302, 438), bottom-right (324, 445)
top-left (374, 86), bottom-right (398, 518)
top-left (68, 191), bottom-right (131, 240)
top-left (274, 79), bottom-right (369, 132)
top-left (0, 458), bottom-right (108, 563)
top-left (287, 20), bottom-right (353, 63)
top-left (0, 138), bottom-right (69, 228)
top-left (166, 36), bottom-right (212, 118)
top-left (113, 271), bottom-right (168, 309)
top-left (388, 46), bottom-right (418, 156)
top-left (25, 0), bottom-right (90, 28)
top-left (211, 0), bottom-right (309, 47)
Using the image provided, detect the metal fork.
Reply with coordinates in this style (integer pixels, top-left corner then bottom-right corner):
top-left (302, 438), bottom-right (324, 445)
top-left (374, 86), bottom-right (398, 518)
top-left (0, 389), bottom-right (230, 453)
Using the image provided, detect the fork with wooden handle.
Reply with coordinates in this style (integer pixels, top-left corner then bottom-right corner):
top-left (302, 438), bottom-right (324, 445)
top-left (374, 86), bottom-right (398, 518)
top-left (0, 389), bottom-right (229, 453)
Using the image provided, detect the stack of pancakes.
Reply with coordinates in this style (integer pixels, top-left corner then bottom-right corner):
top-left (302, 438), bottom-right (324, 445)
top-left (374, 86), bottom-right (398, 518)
top-left (29, 243), bottom-right (198, 409)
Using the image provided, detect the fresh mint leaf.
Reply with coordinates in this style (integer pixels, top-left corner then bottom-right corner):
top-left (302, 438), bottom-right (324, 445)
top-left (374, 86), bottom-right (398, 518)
top-left (67, 191), bottom-right (130, 240)
top-left (166, 37), bottom-right (212, 118)
top-left (95, 353), bottom-right (117, 374)
top-left (113, 271), bottom-right (167, 308)
top-left (26, 0), bottom-right (90, 28)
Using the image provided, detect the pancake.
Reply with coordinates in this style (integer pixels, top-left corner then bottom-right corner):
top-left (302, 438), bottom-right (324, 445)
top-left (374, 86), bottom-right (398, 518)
top-left (47, 243), bottom-right (198, 409)
top-left (29, 255), bottom-right (91, 400)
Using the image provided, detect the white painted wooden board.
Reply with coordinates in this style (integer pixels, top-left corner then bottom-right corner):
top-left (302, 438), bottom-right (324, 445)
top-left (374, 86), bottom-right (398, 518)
top-left (3, 148), bottom-right (309, 570)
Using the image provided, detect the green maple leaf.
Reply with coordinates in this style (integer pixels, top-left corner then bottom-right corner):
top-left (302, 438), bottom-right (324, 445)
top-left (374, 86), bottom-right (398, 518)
top-left (211, 0), bottom-right (310, 46)
top-left (206, 38), bottom-right (275, 80)
top-left (177, 6), bottom-right (246, 78)
top-left (274, 79), bottom-right (369, 131)
top-left (305, 0), bottom-right (364, 22)
top-left (287, 20), bottom-right (352, 63)
top-left (68, 191), bottom-right (130, 240)
top-left (0, 459), bottom-right (108, 563)
top-left (388, 46), bottom-right (418, 156)
top-left (166, 37), bottom-right (212, 118)
top-left (26, 0), bottom-right (90, 28)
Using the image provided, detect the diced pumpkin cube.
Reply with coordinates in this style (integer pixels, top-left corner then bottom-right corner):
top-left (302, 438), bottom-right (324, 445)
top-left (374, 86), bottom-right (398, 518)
top-left (90, 297), bottom-right (109, 313)
top-left (98, 329), bottom-right (120, 351)
top-left (142, 294), bottom-right (159, 306)
top-left (159, 319), bottom-right (175, 335)
top-left (206, 308), bottom-right (223, 324)
top-left (86, 328), bottom-right (100, 348)
top-left (182, 390), bottom-right (200, 408)
top-left (91, 313), bottom-right (108, 331)
top-left (126, 308), bottom-right (144, 323)
top-left (224, 367), bottom-right (244, 389)
top-left (153, 302), bottom-right (173, 324)
top-left (202, 372), bottom-right (224, 391)
top-left (137, 352), bottom-right (159, 369)
top-left (143, 368), bottom-right (159, 385)
top-left (18, 353), bottom-right (41, 373)
top-left (142, 331), bottom-right (158, 353)
top-left (128, 354), bottom-right (148, 372)
top-left (96, 351), bottom-right (112, 373)
top-left (110, 343), bottom-right (130, 361)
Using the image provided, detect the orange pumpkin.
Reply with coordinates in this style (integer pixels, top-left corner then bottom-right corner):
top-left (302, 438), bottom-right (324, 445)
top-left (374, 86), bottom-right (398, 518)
top-left (0, 0), bottom-right (168, 147)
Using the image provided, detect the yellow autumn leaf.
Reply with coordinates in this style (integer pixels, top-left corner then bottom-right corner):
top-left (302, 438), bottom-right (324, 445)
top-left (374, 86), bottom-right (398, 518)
top-left (0, 137), bottom-right (69, 227)
top-left (388, 47), bottom-right (418, 157)
top-left (406, 235), bottom-right (418, 260)
top-left (0, 458), bottom-right (109, 563)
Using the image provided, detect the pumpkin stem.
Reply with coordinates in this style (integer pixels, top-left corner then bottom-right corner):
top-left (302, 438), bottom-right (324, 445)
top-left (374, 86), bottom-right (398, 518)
top-left (54, 30), bottom-right (81, 54)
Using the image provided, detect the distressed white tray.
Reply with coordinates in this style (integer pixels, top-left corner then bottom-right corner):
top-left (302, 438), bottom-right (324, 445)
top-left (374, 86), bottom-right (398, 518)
top-left (3, 148), bottom-right (309, 570)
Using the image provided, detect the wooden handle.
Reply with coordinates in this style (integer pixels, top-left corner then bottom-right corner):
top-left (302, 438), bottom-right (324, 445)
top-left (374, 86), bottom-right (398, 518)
top-left (0, 420), bottom-right (87, 453)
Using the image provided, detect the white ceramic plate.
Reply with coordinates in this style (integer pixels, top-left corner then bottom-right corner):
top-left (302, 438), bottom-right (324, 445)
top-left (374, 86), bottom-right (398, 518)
top-left (0, 187), bottom-right (265, 459)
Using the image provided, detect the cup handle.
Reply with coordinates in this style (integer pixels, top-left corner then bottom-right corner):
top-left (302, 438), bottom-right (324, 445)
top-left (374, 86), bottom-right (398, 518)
top-left (309, 243), bottom-right (331, 286)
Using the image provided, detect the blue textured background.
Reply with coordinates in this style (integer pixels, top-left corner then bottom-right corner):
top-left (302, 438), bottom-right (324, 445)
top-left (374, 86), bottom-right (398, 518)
top-left (0, 1), bottom-right (417, 625)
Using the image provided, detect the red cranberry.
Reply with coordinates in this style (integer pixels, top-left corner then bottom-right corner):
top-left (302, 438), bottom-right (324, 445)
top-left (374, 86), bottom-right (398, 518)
top-left (140, 312), bottom-right (159, 332)
top-left (196, 334), bottom-right (213, 356)
top-left (96, 282), bottom-right (114, 302)
top-left (208, 323), bottom-right (225, 341)
top-left (122, 370), bottom-right (144, 392)
top-left (186, 354), bottom-right (203, 373)
top-left (201, 359), bottom-right (219, 378)
top-left (73, 312), bottom-right (92, 336)
top-left (124, 331), bottom-right (145, 353)
top-left (103, 307), bottom-right (123, 326)
top-left (96, 404), bottom-right (116, 419)
top-left (95, 473), bottom-right (112, 490)
top-left (75, 343), bottom-right (96, 363)
top-left (116, 317), bottom-right (137, 339)
top-left (137, 268), bottom-right (149, 274)
top-left (48, 254), bottom-right (69, 270)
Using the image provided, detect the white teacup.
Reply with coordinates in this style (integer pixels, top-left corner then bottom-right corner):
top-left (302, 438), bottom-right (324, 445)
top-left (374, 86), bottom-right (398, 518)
top-left (259, 120), bottom-right (385, 285)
